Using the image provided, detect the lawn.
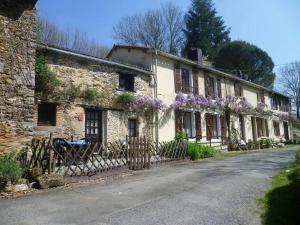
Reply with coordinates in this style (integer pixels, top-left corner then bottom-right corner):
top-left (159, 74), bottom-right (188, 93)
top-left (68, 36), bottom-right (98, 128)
top-left (259, 150), bottom-right (300, 225)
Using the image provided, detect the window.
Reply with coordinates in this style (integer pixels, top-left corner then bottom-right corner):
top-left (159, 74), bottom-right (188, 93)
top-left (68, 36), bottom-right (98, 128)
top-left (37, 103), bottom-right (56, 126)
top-left (271, 96), bottom-right (277, 110)
top-left (119, 73), bottom-right (134, 91)
top-left (181, 68), bottom-right (192, 93)
top-left (239, 115), bottom-right (245, 140)
top-left (273, 121), bottom-right (280, 136)
top-left (205, 76), bottom-right (220, 99)
top-left (256, 117), bottom-right (263, 137)
top-left (234, 83), bottom-right (242, 97)
top-left (128, 119), bottom-right (138, 137)
top-left (209, 77), bottom-right (217, 99)
top-left (183, 112), bottom-right (193, 138)
top-left (212, 115), bottom-right (220, 138)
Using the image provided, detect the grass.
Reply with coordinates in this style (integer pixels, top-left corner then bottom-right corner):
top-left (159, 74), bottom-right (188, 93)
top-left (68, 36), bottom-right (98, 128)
top-left (259, 150), bottom-right (300, 225)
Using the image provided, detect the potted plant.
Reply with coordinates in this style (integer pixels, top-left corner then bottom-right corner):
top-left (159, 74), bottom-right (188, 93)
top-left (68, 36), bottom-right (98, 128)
top-left (255, 140), bottom-right (261, 149)
top-left (247, 139), bottom-right (253, 150)
top-left (265, 138), bottom-right (271, 148)
top-left (227, 140), bottom-right (234, 151)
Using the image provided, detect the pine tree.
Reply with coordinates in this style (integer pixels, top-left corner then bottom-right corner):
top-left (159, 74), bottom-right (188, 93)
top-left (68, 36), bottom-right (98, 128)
top-left (183, 0), bottom-right (230, 59)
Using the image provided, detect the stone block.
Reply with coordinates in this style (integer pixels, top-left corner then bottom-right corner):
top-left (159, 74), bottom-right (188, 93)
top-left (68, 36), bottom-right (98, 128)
top-left (36, 174), bottom-right (64, 189)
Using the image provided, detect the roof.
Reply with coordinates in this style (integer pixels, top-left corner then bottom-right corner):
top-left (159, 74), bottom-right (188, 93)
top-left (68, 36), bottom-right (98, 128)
top-left (38, 44), bottom-right (153, 75)
top-left (108, 45), bottom-right (289, 98)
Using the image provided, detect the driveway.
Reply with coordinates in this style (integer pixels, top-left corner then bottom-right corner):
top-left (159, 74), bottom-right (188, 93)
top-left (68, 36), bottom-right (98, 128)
top-left (0, 147), bottom-right (298, 225)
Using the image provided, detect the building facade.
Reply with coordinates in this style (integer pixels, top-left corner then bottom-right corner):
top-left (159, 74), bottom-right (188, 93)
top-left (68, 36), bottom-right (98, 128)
top-left (34, 45), bottom-right (154, 143)
top-left (108, 46), bottom-right (293, 145)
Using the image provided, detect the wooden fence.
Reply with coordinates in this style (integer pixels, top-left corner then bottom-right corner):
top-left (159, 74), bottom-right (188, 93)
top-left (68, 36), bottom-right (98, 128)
top-left (18, 136), bottom-right (188, 177)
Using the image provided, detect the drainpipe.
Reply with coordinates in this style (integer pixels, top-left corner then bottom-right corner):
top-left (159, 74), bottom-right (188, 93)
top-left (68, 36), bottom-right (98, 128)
top-left (154, 49), bottom-right (159, 143)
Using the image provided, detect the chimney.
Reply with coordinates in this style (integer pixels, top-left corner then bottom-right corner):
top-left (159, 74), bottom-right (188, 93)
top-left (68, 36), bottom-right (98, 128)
top-left (187, 48), bottom-right (203, 64)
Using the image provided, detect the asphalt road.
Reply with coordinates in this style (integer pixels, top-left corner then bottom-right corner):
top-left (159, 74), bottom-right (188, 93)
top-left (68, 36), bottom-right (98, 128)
top-left (0, 147), bottom-right (298, 225)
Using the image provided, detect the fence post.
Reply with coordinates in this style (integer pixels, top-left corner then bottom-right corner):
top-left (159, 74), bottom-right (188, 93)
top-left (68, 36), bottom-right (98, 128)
top-left (48, 133), bottom-right (53, 174)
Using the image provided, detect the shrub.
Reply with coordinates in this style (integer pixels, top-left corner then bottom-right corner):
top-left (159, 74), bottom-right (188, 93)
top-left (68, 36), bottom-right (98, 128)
top-left (296, 150), bottom-right (300, 164)
top-left (83, 87), bottom-right (104, 103)
top-left (63, 83), bottom-right (82, 101)
top-left (35, 54), bottom-right (61, 97)
top-left (115, 92), bottom-right (135, 105)
top-left (0, 156), bottom-right (22, 190)
top-left (188, 143), bottom-right (215, 160)
top-left (175, 130), bottom-right (187, 140)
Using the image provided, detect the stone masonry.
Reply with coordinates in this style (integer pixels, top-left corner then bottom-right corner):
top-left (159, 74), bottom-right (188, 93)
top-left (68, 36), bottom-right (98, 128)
top-left (0, 1), bottom-right (37, 154)
top-left (34, 48), bottom-right (153, 142)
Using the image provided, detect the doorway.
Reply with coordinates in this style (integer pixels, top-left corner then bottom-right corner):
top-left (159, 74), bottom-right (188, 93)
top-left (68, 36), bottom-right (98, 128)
top-left (85, 109), bottom-right (102, 142)
top-left (283, 121), bottom-right (289, 141)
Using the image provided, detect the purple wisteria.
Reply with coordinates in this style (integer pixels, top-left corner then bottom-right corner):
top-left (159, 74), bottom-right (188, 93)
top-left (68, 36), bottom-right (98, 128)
top-left (133, 96), bottom-right (165, 112)
top-left (169, 92), bottom-right (209, 110)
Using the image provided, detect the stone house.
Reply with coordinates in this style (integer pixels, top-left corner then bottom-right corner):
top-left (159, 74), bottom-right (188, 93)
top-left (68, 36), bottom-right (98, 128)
top-left (0, 0), bottom-right (37, 154)
top-left (34, 45), bottom-right (154, 143)
top-left (108, 46), bottom-right (293, 144)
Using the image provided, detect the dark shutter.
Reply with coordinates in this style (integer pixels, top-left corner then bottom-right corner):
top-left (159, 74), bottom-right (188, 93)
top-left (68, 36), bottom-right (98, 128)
top-left (174, 63), bottom-right (181, 93)
top-left (257, 118), bottom-right (262, 137)
top-left (265, 119), bottom-right (269, 137)
top-left (217, 78), bottom-right (222, 98)
top-left (220, 114), bottom-right (226, 140)
top-left (192, 69), bottom-right (199, 95)
top-left (204, 73), bottom-right (211, 97)
top-left (206, 113), bottom-right (213, 140)
top-left (195, 111), bottom-right (202, 140)
top-left (175, 110), bottom-right (183, 132)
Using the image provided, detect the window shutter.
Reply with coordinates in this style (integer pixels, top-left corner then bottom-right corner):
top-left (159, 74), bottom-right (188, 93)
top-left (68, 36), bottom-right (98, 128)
top-left (220, 114), bottom-right (226, 140)
top-left (192, 69), bottom-right (199, 95)
top-left (257, 118), bottom-right (262, 137)
top-left (174, 63), bottom-right (181, 93)
top-left (217, 79), bottom-right (222, 98)
top-left (195, 111), bottom-right (202, 140)
top-left (175, 110), bottom-right (183, 132)
top-left (265, 119), bottom-right (269, 137)
top-left (204, 73), bottom-right (211, 97)
top-left (205, 113), bottom-right (213, 140)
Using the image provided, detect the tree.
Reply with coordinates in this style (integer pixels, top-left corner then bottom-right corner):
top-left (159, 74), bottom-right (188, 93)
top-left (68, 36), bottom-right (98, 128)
top-left (38, 17), bottom-right (109, 58)
top-left (213, 41), bottom-right (276, 88)
top-left (278, 61), bottom-right (300, 117)
top-left (183, 0), bottom-right (230, 59)
top-left (113, 2), bottom-right (184, 54)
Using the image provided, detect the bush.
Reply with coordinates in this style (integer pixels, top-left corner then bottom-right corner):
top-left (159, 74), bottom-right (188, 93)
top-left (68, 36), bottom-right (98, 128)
top-left (35, 54), bottom-right (61, 97)
top-left (115, 92), bottom-right (135, 105)
top-left (83, 87), bottom-right (104, 103)
top-left (63, 83), bottom-right (82, 101)
top-left (188, 143), bottom-right (215, 160)
top-left (0, 156), bottom-right (22, 190)
top-left (296, 150), bottom-right (300, 164)
top-left (175, 130), bottom-right (187, 140)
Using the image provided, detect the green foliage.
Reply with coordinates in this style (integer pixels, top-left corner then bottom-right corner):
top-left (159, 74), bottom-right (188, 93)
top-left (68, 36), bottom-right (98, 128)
top-left (115, 92), bottom-right (135, 105)
top-left (213, 41), bottom-right (276, 88)
top-left (83, 87), bottom-right (104, 103)
top-left (35, 54), bottom-right (61, 97)
top-left (175, 130), bottom-right (187, 140)
top-left (260, 150), bottom-right (300, 225)
top-left (183, 0), bottom-right (230, 59)
top-left (188, 143), bottom-right (215, 160)
top-left (0, 156), bottom-right (22, 190)
top-left (63, 83), bottom-right (82, 101)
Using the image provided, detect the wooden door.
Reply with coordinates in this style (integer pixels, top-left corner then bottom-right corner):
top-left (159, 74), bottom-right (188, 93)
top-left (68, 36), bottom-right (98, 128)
top-left (85, 109), bottom-right (102, 143)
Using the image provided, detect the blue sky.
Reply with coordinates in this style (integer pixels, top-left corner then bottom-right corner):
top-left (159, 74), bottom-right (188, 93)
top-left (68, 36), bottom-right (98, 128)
top-left (38, 0), bottom-right (300, 72)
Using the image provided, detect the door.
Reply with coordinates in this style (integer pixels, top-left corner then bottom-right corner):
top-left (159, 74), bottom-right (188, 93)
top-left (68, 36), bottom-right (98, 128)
top-left (251, 117), bottom-right (257, 142)
top-left (283, 121), bottom-right (289, 141)
top-left (85, 109), bottom-right (102, 142)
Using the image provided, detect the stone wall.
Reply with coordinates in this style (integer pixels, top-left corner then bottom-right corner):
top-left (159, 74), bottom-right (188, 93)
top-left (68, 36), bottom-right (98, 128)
top-left (33, 49), bottom-right (153, 142)
top-left (0, 1), bottom-right (37, 154)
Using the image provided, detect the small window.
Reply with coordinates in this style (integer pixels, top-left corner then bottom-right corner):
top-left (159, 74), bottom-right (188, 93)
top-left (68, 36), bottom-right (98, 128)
top-left (234, 83), bottom-right (242, 97)
top-left (181, 68), bottom-right (191, 93)
top-left (128, 119), bottom-right (138, 137)
top-left (273, 121), bottom-right (280, 136)
top-left (119, 73), bottom-right (134, 91)
top-left (209, 77), bottom-right (217, 99)
top-left (37, 103), bottom-right (56, 126)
